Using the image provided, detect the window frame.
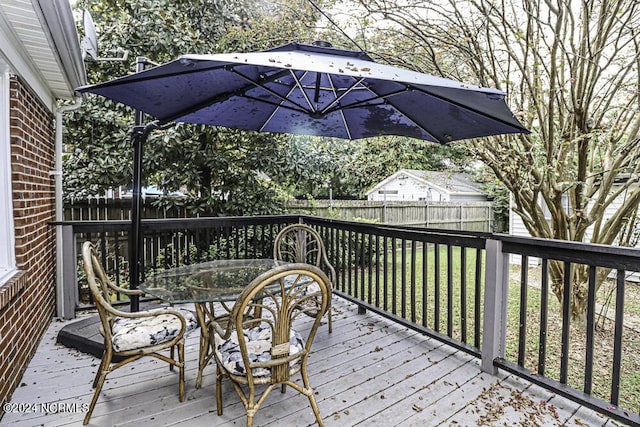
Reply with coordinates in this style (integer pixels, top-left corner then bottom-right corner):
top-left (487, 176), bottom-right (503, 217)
top-left (0, 68), bottom-right (17, 285)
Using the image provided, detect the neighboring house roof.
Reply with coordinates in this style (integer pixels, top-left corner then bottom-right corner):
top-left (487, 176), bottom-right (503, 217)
top-left (0, 0), bottom-right (86, 105)
top-left (366, 168), bottom-right (486, 197)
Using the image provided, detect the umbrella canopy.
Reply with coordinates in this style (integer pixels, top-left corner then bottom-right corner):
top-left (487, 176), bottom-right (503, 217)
top-left (77, 42), bottom-right (529, 142)
top-left (76, 42), bottom-right (529, 306)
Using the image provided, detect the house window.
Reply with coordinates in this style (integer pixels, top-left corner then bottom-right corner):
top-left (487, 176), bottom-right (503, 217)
top-left (0, 69), bottom-right (16, 285)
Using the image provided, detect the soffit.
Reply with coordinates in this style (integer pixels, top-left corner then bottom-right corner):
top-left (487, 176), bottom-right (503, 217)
top-left (0, 0), bottom-right (85, 101)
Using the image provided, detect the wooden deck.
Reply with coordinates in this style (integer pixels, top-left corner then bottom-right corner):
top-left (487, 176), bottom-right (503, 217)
top-left (2, 297), bottom-right (622, 426)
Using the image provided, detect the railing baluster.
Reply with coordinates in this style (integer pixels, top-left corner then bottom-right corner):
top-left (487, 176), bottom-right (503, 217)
top-left (584, 264), bottom-right (597, 394)
top-left (434, 243), bottom-right (440, 333)
top-left (392, 237), bottom-right (397, 315)
top-left (401, 238), bottom-right (407, 319)
top-left (611, 270), bottom-right (625, 405)
top-left (410, 240), bottom-right (417, 323)
top-left (368, 233), bottom-right (373, 305)
top-left (243, 224), bottom-right (248, 258)
top-left (538, 258), bottom-right (549, 376)
top-left (348, 230), bottom-right (353, 295)
top-left (423, 240), bottom-right (428, 328)
top-left (518, 255), bottom-right (528, 367)
top-left (383, 235), bottom-right (388, 311)
top-left (114, 232), bottom-right (122, 290)
top-left (474, 247), bottom-right (482, 349)
top-left (340, 228), bottom-right (346, 292)
top-left (461, 246), bottom-right (467, 344)
top-left (447, 244), bottom-right (453, 337)
top-left (359, 232), bottom-right (365, 300)
top-left (560, 261), bottom-right (572, 384)
top-left (375, 234), bottom-right (380, 307)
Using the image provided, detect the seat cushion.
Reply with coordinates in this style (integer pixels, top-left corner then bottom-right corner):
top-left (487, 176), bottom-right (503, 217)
top-left (214, 322), bottom-right (305, 377)
top-left (111, 307), bottom-right (198, 352)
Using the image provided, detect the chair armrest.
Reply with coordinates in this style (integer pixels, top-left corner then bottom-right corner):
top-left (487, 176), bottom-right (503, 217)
top-left (104, 279), bottom-right (145, 297)
top-left (209, 318), bottom-right (232, 339)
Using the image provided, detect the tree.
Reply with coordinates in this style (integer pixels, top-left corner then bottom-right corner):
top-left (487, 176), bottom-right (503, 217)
top-left (349, 0), bottom-right (640, 319)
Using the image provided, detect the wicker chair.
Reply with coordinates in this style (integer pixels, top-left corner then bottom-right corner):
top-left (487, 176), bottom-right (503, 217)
top-left (81, 241), bottom-right (198, 425)
top-left (209, 263), bottom-right (330, 427)
top-left (273, 224), bottom-right (336, 332)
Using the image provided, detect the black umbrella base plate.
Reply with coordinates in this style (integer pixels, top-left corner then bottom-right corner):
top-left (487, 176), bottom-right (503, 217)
top-left (56, 315), bottom-right (128, 362)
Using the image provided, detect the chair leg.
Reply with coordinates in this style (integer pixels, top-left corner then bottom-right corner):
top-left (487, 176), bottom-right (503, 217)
top-left (92, 353), bottom-right (109, 388)
top-left (170, 345), bottom-right (175, 372)
top-left (178, 341), bottom-right (185, 402)
top-left (301, 365), bottom-right (324, 426)
top-left (83, 368), bottom-right (108, 425)
top-left (307, 393), bottom-right (324, 427)
top-left (327, 307), bottom-right (332, 333)
top-left (216, 365), bottom-right (224, 415)
top-left (196, 331), bottom-right (209, 389)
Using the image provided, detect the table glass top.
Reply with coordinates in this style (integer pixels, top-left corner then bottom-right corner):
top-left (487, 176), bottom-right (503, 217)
top-left (140, 259), bottom-right (278, 303)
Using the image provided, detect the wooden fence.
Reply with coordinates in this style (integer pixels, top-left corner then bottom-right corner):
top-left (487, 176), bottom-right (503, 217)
top-left (285, 200), bottom-right (493, 231)
top-left (64, 198), bottom-right (187, 221)
top-left (64, 199), bottom-right (493, 231)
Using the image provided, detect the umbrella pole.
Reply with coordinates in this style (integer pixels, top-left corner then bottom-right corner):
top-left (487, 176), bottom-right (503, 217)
top-left (129, 56), bottom-right (153, 312)
top-left (128, 121), bottom-right (165, 311)
top-left (129, 126), bottom-right (143, 311)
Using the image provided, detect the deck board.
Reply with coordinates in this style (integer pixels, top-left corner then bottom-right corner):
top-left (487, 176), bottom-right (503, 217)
top-left (1, 296), bottom-right (622, 426)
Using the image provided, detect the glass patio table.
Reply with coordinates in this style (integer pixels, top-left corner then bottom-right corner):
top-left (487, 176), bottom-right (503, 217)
top-left (140, 258), bottom-right (279, 388)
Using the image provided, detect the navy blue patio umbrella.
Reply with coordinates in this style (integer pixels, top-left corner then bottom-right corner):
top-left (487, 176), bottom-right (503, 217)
top-left (77, 42), bottom-right (529, 305)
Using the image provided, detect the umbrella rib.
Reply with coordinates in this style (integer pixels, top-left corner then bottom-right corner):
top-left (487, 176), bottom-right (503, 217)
top-left (325, 73), bottom-right (352, 139)
top-left (323, 88), bottom-right (404, 113)
top-left (254, 70), bottom-right (316, 133)
top-left (157, 90), bottom-right (238, 124)
top-left (409, 86), bottom-right (529, 132)
top-left (79, 60), bottom-right (229, 91)
top-left (241, 94), bottom-right (314, 114)
top-left (327, 86), bottom-right (443, 142)
top-left (319, 76), bottom-right (367, 116)
top-left (287, 69), bottom-right (318, 113)
top-left (229, 68), bottom-right (314, 114)
top-left (156, 68), bottom-right (311, 123)
top-left (326, 84), bottom-right (527, 138)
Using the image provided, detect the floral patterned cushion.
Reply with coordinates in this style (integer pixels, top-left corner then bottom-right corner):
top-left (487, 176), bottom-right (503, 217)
top-left (111, 307), bottom-right (198, 352)
top-left (215, 322), bottom-right (305, 377)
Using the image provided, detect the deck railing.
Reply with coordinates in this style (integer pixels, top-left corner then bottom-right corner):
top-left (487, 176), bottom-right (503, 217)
top-left (55, 215), bottom-right (640, 425)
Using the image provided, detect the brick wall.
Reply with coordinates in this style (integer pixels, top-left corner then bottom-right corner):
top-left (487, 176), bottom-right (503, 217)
top-left (0, 76), bottom-right (57, 408)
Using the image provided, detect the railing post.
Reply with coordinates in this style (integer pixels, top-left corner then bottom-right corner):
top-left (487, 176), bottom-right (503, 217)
top-left (481, 238), bottom-right (509, 374)
top-left (57, 224), bottom-right (77, 319)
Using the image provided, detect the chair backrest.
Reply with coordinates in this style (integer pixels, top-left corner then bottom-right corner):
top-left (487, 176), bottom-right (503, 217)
top-left (82, 241), bottom-right (118, 335)
top-left (273, 224), bottom-right (336, 285)
top-left (227, 263), bottom-right (330, 384)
